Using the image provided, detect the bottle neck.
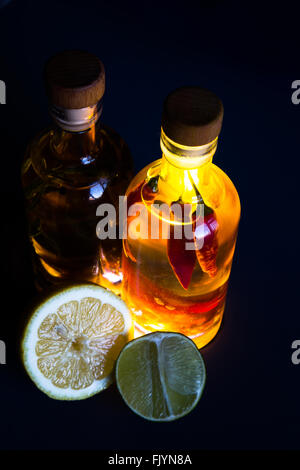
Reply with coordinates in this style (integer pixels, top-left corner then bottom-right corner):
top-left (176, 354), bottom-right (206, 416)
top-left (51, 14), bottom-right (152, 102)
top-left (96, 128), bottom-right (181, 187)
top-left (49, 99), bottom-right (103, 132)
top-left (50, 118), bottom-right (99, 165)
top-left (158, 129), bottom-right (218, 202)
top-left (49, 99), bottom-right (103, 164)
top-left (160, 128), bottom-right (218, 169)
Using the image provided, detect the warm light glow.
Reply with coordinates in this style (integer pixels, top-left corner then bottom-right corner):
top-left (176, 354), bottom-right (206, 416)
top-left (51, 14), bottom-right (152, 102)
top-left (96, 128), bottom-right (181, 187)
top-left (122, 130), bottom-right (240, 348)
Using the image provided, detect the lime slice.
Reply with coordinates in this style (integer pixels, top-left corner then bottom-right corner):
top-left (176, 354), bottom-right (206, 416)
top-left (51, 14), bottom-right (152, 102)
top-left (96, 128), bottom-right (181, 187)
top-left (115, 332), bottom-right (206, 421)
top-left (22, 284), bottom-right (133, 400)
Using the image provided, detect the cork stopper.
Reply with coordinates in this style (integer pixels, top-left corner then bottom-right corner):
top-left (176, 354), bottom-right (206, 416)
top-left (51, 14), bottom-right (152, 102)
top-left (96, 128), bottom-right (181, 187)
top-left (44, 50), bottom-right (105, 109)
top-left (161, 87), bottom-right (224, 147)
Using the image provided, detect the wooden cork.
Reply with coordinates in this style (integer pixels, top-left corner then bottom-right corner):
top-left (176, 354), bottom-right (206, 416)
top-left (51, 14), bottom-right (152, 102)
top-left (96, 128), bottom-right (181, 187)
top-left (161, 87), bottom-right (224, 146)
top-left (44, 50), bottom-right (105, 109)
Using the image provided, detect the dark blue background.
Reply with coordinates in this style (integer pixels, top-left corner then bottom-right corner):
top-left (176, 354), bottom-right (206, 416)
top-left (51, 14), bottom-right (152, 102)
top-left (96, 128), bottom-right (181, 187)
top-left (0, 0), bottom-right (299, 451)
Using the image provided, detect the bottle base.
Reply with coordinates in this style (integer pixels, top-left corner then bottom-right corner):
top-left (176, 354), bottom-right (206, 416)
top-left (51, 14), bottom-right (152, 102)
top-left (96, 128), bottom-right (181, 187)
top-left (133, 305), bottom-right (225, 349)
top-left (32, 255), bottom-right (122, 296)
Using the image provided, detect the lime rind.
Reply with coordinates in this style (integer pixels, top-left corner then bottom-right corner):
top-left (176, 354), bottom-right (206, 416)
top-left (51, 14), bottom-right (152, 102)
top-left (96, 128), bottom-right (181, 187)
top-left (22, 284), bottom-right (132, 400)
top-left (115, 331), bottom-right (206, 422)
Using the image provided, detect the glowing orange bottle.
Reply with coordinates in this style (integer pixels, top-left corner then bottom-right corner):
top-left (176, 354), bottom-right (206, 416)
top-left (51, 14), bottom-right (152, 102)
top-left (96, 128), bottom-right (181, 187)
top-left (122, 87), bottom-right (240, 348)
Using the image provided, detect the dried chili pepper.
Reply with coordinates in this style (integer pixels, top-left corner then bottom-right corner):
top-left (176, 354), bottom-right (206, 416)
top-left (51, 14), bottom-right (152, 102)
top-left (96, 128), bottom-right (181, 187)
top-left (126, 181), bottom-right (143, 208)
top-left (191, 176), bottom-right (218, 278)
top-left (141, 176), bottom-right (159, 202)
top-left (166, 173), bottom-right (219, 289)
top-left (124, 176), bottom-right (159, 252)
top-left (167, 200), bottom-right (196, 290)
top-left (193, 206), bottom-right (218, 277)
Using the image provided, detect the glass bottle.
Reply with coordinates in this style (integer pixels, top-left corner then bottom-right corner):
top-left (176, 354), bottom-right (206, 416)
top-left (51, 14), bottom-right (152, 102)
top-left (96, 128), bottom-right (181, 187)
top-left (21, 50), bottom-right (133, 294)
top-left (122, 87), bottom-right (240, 348)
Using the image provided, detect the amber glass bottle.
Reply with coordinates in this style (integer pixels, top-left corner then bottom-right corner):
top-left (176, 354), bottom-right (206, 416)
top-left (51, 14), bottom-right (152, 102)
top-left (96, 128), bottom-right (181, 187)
top-left (122, 87), bottom-right (240, 348)
top-left (22, 50), bottom-right (133, 294)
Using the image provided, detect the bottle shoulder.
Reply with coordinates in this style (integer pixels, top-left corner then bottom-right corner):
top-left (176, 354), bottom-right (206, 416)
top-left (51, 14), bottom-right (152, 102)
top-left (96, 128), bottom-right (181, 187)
top-left (22, 123), bottom-right (134, 190)
top-left (207, 163), bottom-right (241, 211)
top-left (126, 158), bottom-right (240, 214)
top-left (125, 159), bottom-right (161, 196)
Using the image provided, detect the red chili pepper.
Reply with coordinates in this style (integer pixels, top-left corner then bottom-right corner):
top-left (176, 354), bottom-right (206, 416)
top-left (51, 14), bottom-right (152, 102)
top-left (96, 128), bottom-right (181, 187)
top-left (128, 175), bottom-right (218, 288)
top-left (125, 177), bottom-right (158, 245)
top-left (126, 177), bottom-right (158, 209)
top-left (167, 201), bottom-right (196, 290)
top-left (192, 200), bottom-right (218, 278)
top-left (167, 185), bottom-right (218, 288)
top-left (126, 181), bottom-right (143, 208)
top-left (141, 176), bottom-right (159, 202)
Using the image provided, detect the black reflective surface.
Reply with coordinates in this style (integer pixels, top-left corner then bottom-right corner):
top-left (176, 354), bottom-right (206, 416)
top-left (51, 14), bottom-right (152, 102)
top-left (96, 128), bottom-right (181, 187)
top-left (0, 0), bottom-right (299, 451)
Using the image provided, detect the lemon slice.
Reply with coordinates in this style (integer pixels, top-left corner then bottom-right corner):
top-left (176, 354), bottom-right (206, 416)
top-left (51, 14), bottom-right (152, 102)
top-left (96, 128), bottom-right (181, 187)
top-left (22, 284), bottom-right (133, 400)
top-left (116, 332), bottom-right (206, 421)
